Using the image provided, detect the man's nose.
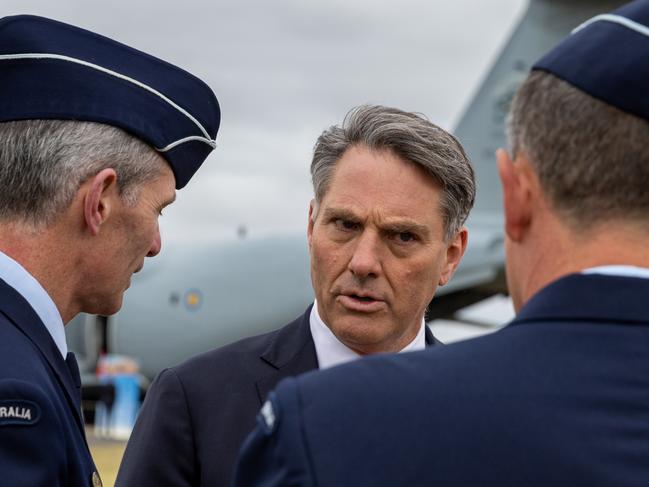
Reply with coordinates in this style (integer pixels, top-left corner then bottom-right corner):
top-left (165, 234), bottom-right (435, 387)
top-left (347, 231), bottom-right (381, 279)
top-left (147, 224), bottom-right (162, 257)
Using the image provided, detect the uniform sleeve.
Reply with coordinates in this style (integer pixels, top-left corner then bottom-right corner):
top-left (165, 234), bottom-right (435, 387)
top-left (232, 379), bottom-right (315, 487)
top-left (116, 368), bottom-right (196, 487)
top-left (0, 379), bottom-right (66, 487)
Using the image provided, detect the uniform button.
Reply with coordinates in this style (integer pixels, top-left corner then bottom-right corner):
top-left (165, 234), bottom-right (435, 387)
top-left (92, 471), bottom-right (103, 487)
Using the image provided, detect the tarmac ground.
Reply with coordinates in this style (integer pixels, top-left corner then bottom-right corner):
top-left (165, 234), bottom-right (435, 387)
top-left (88, 432), bottom-right (127, 487)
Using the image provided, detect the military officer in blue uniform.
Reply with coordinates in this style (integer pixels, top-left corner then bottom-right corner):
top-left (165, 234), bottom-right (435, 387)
top-left (233, 1), bottom-right (649, 486)
top-left (0, 15), bottom-right (220, 486)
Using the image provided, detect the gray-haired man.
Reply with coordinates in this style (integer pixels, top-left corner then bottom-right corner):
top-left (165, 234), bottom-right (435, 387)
top-left (0, 15), bottom-right (219, 486)
top-left (117, 104), bottom-right (475, 487)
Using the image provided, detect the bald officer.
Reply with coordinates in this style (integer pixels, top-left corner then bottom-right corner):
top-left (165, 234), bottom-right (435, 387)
top-left (233, 1), bottom-right (649, 486)
top-left (0, 15), bottom-right (219, 487)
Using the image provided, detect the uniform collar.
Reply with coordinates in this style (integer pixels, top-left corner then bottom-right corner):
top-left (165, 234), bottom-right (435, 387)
top-left (0, 250), bottom-right (66, 357)
top-left (310, 299), bottom-right (426, 370)
top-left (582, 265), bottom-right (649, 279)
top-left (514, 272), bottom-right (649, 327)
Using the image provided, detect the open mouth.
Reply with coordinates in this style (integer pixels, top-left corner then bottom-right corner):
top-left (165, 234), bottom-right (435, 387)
top-left (338, 293), bottom-right (385, 312)
top-left (350, 294), bottom-right (376, 302)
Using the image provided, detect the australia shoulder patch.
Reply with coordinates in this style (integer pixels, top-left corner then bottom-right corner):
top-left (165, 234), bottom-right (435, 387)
top-left (0, 400), bottom-right (41, 426)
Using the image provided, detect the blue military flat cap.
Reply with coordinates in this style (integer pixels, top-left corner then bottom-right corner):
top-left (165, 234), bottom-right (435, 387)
top-left (0, 14), bottom-right (220, 189)
top-left (533, 0), bottom-right (649, 123)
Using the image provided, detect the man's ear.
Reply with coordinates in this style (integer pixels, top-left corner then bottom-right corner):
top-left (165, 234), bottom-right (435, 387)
top-left (496, 149), bottom-right (534, 243)
top-left (83, 168), bottom-right (119, 236)
top-left (438, 227), bottom-right (468, 286)
top-left (307, 199), bottom-right (317, 250)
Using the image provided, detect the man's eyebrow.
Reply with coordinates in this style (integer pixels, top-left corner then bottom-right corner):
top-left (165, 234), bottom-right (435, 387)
top-left (381, 220), bottom-right (430, 237)
top-left (321, 207), bottom-right (359, 221)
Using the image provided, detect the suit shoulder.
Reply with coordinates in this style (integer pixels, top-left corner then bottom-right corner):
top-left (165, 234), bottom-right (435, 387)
top-left (168, 312), bottom-right (308, 387)
top-left (175, 323), bottom-right (285, 372)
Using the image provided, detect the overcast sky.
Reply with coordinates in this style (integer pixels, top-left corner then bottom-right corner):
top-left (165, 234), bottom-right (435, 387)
top-left (6, 0), bottom-right (527, 245)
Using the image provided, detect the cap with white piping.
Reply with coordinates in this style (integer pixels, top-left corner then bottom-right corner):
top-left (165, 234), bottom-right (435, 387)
top-left (533, 0), bottom-right (649, 123)
top-left (0, 14), bottom-right (220, 189)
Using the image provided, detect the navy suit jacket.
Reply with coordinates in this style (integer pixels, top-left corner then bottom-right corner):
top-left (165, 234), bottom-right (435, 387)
top-left (234, 274), bottom-right (649, 487)
top-left (116, 304), bottom-right (438, 487)
top-left (0, 279), bottom-right (96, 486)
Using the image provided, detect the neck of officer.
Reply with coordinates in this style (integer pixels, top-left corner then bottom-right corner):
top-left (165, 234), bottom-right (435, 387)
top-left (0, 218), bottom-right (81, 324)
top-left (510, 209), bottom-right (649, 312)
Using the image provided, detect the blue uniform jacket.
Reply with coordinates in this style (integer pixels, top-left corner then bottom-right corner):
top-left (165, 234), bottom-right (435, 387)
top-left (0, 278), bottom-right (97, 486)
top-left (233, 274), bottom-right (649, 487)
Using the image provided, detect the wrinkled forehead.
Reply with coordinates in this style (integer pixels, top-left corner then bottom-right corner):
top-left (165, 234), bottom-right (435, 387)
top-left (318, 146), bottom-right (444, 220)
top-left (324, 145), bottom-right (441, 196)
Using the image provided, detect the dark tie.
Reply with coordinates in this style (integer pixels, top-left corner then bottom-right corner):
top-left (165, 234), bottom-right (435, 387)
top-left (65, 352), bottom-right (91, 450)
top-left (66, 352), bottom-right (81, 387)
top-left (65, 351), bottom-right (82, 408)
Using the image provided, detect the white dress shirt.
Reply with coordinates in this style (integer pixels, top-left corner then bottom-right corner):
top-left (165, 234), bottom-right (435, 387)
top-left (582, 265), bottom-right (649, 279)
top-left (309, 300), bottom-right (427, 370)
top-left (0, 250), bottom-right (66, 357)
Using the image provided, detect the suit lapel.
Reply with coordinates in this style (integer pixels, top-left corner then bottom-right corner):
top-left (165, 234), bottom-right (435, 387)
top-left (255, 305), bottom-right (318, 404)
top-left (0, 279), bottom-right (86, 434)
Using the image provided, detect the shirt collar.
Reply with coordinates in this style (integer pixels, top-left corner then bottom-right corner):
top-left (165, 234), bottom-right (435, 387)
top-left (0, 250), bottom-right (67, 357)
top-left (582, 265), bottom-right (649, 279)
top-left (309, 299), bottom-right (426, 370)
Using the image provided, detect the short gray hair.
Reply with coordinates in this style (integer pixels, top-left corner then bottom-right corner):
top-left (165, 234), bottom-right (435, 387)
top-left (507, 71), bottom-right (649, 226)
top-left (0, 119), bottom-right (166, 228)
top-left (311, 105), bottom-right (475, 240)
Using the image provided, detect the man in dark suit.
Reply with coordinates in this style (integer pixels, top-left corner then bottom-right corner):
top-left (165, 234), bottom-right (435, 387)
top-left (117, 105), bottom-right (475, 487)
top-left (232, 2), bottom-right (649, 486)
top-left (0, 15), bottom-right (220, 487)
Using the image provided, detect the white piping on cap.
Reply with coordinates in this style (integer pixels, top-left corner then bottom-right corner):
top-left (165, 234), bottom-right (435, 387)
top-left (572, 13), bottom-right (649, 38)
top-left (0, 52), bottom-right (217, 151)
top-left (157, 135), bottom-right (217, 152)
